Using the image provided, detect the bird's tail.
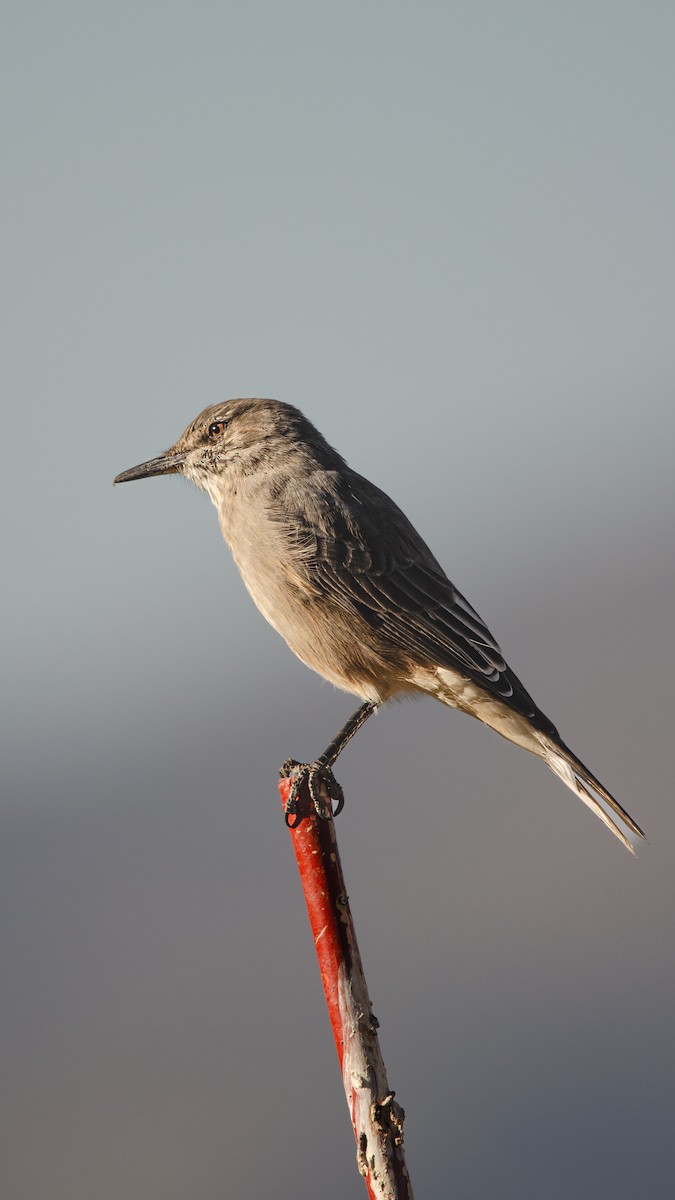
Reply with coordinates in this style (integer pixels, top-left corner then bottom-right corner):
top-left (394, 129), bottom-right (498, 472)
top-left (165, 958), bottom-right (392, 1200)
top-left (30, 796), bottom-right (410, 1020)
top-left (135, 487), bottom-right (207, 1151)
top-left (535, 731), bottom-right (645, 854)
top-left (418, 667), bottom-right (645, 852)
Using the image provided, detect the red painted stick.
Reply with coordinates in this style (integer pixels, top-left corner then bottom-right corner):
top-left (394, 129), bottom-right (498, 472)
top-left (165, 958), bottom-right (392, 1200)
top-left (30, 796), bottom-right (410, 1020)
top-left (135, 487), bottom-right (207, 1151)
top-left (279, 774), bottom-right (414, 1200)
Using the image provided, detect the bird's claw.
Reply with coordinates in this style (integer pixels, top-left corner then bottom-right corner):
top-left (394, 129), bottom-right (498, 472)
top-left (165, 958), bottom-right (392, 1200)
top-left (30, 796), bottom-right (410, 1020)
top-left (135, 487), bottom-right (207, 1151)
top-left (280, 759), bottom-right (344, 826)
top-left (308, 762), bottom-right (344, 819)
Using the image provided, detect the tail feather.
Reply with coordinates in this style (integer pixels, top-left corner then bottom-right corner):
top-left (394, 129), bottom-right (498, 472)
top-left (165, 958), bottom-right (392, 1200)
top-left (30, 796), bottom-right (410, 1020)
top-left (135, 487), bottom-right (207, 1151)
top-left (417, 667), bottom-right (645, 853)
top-left (538, 733), bottom-right (645, 855)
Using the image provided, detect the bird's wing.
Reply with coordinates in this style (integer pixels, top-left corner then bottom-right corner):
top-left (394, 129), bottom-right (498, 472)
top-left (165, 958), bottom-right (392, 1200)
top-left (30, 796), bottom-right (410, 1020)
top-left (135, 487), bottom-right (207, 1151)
top-left (294, 471), bottom-right (552, 728)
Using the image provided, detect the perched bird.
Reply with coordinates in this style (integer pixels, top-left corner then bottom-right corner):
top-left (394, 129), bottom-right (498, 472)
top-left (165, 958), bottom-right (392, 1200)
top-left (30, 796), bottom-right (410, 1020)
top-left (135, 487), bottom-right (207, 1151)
top-left (114, 398), bottom-right (643, 851)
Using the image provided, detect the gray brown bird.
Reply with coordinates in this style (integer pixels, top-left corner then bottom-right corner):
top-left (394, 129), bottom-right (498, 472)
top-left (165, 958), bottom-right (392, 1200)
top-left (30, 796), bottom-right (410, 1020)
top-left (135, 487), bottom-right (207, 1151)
top-left (114, 397), bottom-right (644, 851)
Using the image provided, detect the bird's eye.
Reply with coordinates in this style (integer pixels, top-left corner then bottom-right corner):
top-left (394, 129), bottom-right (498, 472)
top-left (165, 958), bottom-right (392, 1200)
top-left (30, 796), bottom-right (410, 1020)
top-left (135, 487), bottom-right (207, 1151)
top-left (208, 420), bottom-right (227, 440)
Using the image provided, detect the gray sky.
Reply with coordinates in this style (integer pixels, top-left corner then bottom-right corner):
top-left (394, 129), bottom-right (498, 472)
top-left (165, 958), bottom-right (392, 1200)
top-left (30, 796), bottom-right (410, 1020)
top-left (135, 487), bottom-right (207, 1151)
top-left (3, 4), bottom-right (675, 1198)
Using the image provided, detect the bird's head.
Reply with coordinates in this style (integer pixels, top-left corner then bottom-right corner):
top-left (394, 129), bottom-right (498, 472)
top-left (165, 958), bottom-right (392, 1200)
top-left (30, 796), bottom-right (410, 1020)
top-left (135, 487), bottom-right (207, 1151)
top-left (114, 398), bottom-right (330, 500)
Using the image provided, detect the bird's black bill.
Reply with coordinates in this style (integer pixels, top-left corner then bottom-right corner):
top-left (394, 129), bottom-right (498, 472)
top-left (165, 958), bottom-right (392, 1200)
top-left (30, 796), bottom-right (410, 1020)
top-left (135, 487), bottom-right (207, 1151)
top-left (113, 452), bottom-right (185, 484)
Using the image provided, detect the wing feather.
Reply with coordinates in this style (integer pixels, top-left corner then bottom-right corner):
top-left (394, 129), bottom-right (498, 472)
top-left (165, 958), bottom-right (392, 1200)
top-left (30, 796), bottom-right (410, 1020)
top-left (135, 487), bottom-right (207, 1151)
top-left (295, 471), bottom-right (550, 726)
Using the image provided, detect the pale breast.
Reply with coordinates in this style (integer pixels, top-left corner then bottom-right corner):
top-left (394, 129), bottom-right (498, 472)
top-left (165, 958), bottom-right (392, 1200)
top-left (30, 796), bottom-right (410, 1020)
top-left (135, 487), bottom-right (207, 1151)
top-left (214, 479), bottom-right (404, 702)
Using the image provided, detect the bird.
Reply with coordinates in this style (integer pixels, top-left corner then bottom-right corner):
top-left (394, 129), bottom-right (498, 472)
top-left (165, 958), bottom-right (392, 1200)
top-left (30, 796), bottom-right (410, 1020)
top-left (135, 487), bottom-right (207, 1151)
top-left (114, 397), bottom-right (644, 852)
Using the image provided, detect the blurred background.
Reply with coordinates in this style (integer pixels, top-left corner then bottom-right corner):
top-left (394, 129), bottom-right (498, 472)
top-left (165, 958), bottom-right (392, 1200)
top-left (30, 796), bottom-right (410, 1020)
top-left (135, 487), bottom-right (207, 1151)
top-left (2, 3), bottom-right (674, 1197)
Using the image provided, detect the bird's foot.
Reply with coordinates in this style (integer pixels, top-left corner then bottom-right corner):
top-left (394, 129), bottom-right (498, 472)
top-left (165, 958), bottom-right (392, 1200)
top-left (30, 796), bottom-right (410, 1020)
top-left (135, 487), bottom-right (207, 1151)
top-left (280, 759), bottom-right (345, 828)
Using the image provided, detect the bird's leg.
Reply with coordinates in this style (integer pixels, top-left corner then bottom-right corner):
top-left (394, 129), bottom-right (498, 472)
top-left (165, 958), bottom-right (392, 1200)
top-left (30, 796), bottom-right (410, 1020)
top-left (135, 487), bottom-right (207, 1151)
top-left (281, 701), bottom-right (378, 825)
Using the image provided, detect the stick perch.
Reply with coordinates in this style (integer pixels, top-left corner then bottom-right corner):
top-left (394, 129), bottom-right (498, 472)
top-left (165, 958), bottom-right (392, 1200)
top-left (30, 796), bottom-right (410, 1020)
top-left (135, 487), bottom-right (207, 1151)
top-left (278, 773), bottom-right (414, 1200)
